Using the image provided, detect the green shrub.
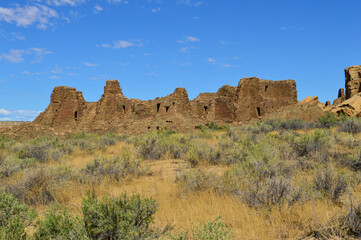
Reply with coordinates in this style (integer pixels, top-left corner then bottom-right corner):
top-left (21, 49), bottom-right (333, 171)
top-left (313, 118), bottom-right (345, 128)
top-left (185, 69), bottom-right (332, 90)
top-left (192, 216), bottom-right (231, 240)
top-left (292, 130), bottom-right (328, 157)
top-left (317, 112), bottom-right (338, 128)
top-left (82, 191), bottom-right (157, 239)
top-left (313, 167), bottom-right (347, 202)
top-left (33, 205), bottom-right (87, 240)
top-left (80, 147), bottom-right (147, 184)
top-left (175, 169), bottom-right (220, 192)
top-left (338, 118), bottom-right (361, 134)
top-left (0, 191), bottom-right (36, 240)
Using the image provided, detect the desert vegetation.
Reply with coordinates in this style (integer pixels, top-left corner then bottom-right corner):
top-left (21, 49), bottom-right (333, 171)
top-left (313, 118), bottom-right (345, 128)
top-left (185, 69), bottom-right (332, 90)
top-left (1, 114), bottom-right (361, 239)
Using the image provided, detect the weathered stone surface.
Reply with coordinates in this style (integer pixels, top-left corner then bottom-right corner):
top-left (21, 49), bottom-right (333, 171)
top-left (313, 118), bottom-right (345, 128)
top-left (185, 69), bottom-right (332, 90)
top-left (332, 93), bottom-right (361, 116)
top-left (2, 77), bottom-right (299, 137)
top-left (332, 88), bottom-right (346, 106)
top-left (345, 65), bottom-right (361, 99)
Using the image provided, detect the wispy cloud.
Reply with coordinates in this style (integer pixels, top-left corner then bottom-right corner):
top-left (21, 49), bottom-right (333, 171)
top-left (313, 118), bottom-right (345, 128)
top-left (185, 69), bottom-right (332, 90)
top-left (22, 71), bottom-right (41, 75)
top-left (178, 35), bottom-right (200, 44)
top-left (207, 58), bottom-right (216, 64)
top-left (50, 75), bottom-right (60, 79)
top-left (45, 0), bottom-right (86, 6)
top-left (99, 40), bottom-right (143, 49)
top-left (0, 108), bottom-right (42, 121)
top-left (0, 4), bottom-right (58, 29)
top-left (177, 0), bottom-right (204, 7)
top-left (94, 4), bottom-right (103, 14)
top-left (1, 49), bottom-right (25, 63)
top-left (0, 48), bottom-right (51, 63)
top-left (83, 62), bottom-right (99, 67)
top-left (151, 7), bottom-right (161, 13)
top-left (107, 0), bottom-right (129, 4)
top-left (221, 63), bottom-right (238, 68)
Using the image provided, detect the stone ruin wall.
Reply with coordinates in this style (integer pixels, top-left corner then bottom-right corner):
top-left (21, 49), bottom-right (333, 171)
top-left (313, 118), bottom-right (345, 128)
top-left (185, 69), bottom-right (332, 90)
top-left (30, 77), bottom-right (298, 135)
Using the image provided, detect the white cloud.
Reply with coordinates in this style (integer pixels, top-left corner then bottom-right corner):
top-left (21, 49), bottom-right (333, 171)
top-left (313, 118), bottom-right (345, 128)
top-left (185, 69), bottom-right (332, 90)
top-left (50, 75), bottom-right (60, 79)
top-left (178, 36), bottom-right (200, 44)
top-left (1, 49), bottom-right (25, 63)
top-left (151, 7), bottom-right (161, 13)
top-left (221, 63), bottom-right (238, 68)
top-left (0, 4), bottom-right (58, 29)
top-left (179, 47), bottom-right (189, 53)
top-left (186, 36), bottom-right (199, 42)
top-left (114, 40), bottom-right (135, 48)
top-left (0, 108), bottom-right (42, 121)
top-left (0, 109), bottom-right (11, 115)
top-left (51, 65), bottom-right (62, 74)
top-left (99, 40), bottom-right (143, 49)
top-left (94, 4), bottom-right (103, 14)
top-left (22, 71), bottom-right (41, 75)
top-left (207, 58), bottom-right (216, 64)
top-left (83, 62), bottom-right (99, 67)
top-left (107, 0), bottom-right (129, 4)
top-left (177, 0), bottom-right (204, 6)
top-left (45, 0), bottom-right (86, 6)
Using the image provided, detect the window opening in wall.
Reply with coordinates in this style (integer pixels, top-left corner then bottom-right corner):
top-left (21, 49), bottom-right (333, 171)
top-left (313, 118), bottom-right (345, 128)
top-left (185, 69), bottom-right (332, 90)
top-left (165, 106), bottom-right (169, 112)
top-left (172, 102), bottom-right (175, 106)
top-left (148, 126), bottom-right (151, 129)
top-left (122, 105), bottom-right (126, 111)
top-left (257, 107), bottom-right (261, 117)
top-left (204, 106), bottom-right (208, 112)
top-left (157, 103), bottom-right (161, 113)
top-left (265, 85), bottom-right (268, 92)
top-left (156, 126), bottom-right (160, 130)
top-left (74, 111), bottom-right (78, 121)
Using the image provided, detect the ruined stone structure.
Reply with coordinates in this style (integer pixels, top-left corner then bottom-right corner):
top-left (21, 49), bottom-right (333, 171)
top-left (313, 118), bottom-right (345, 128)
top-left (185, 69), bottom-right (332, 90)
top-left (6, 77), bottom-right (297, 137)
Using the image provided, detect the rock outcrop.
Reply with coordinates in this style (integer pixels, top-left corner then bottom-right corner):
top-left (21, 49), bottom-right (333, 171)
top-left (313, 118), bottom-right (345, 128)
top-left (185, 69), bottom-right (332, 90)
top-left (2, 77), bottom-right (298, 137)
top-left (331, 65), bottom-right (361, 116)
top-left (345, 65), bottom-right (361, 99)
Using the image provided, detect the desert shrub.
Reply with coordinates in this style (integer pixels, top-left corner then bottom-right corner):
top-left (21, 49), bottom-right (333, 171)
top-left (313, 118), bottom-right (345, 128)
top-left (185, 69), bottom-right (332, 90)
top-left (175, 169), bottom-right (220, 192)
top-left (0, 155), bottom-right (37, 178)
top-left (338, 117), bottom-right (361, 134)
top-left (183, 142), bottom-right (222, 167)
top-left (5, 167), bottom-right (67, 205)
top-left (192, 216), bottom-right (231, 240)
top-left (134, 132), bottom-right (166, 160)
top-left (313, 167), bottom-right (347, 202)
top-left (317, 112), bottom-right (339, 128)
top-left (33, 205), bottom-right (88, 240)
top-left (63, 132), bottom-right (123, 154)
top-left (0, 191), bottom-right (36, 240)
top-left (134, 130), bottom-right (190, 160)
top-left (240, 175), bottom-right (301, 207)
top-left (204, 122), bottom-right (229, 131)
top-left (292, 130), bottom-right (329, 157)
top-left (0, 136), bottom-right (15, 150)
top-left (80, 147), bottom-right (147, 184)
top-left (17, 144), bottom-right (49, 162)
top-left (82, 191), bottom-right (157, 239)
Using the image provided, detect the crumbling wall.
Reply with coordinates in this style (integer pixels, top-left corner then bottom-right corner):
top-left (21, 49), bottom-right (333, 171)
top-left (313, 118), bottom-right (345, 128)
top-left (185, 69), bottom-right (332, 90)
top-left (235, 77), bottom-right (297, 122)
top-left (33, 86), bottom-right (87, 128)
top-left (29, 76), bottom-right (298, 135)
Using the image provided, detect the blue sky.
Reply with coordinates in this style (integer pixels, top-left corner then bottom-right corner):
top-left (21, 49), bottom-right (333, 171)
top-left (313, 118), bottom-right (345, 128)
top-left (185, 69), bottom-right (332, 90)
top-left (0, 0), bottom-right (360, 121)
